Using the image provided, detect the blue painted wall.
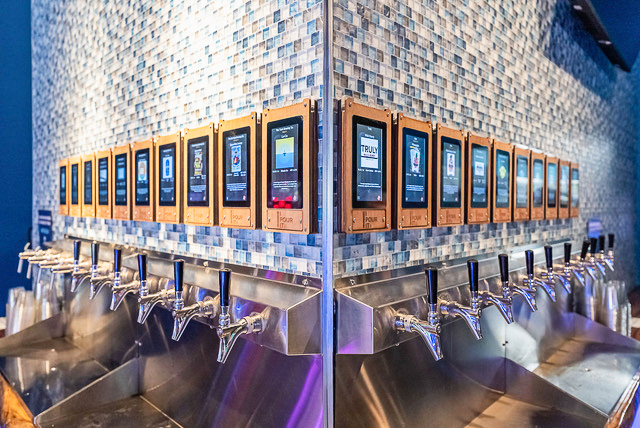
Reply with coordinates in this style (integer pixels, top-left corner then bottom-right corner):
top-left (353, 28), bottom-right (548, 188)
top-left (0, 2), bottom-right (32, 315)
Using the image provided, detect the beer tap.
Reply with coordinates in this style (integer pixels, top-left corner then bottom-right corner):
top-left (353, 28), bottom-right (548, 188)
top-left (606, 233), bottom-right (615, 268)
top-left (17, 242), bottom-right (34, 274)
top-left (88, 243), bottom-right (111, 300)
top-left (557, 242), bottom-right (585, 287)
top-left (541, 245), bottom-right (571, 294)
top-left (70, 241), bottom-right (93, 293)
top-left (599, 234), bottom-right (614, 272)
top-left (217, 269), bottom-right (264, 363)
top-left (474, 259), bottom-right (514, 323)
top-left (576, 239), bottom-right (597, 281)
top-left (171, 260), bottom-right (219, 341)
top-left (500, 253), bottom-right (537, 312)
top-left (523, 250), bottom-right (556, 302)
top-left (587, 237), bottom-right (606, 277)
top-left (137, 254), bottom-right (175, 324)
top-left (25, 249), bottom-right (61, 280)
top-left (394, 267), bottom-right (442, 361)
top-left (439, 260), bottom-right (483, 340)
top-left (109, 249), bottom-right (141, 311)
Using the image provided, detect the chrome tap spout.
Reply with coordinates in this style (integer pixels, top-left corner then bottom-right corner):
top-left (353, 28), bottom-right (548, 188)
top-left (89, 274), bottom-right (111, 300)
top-left (395, 309), bottom-right (442, 360)
top-left (110, 281), bottom-right (139, 311)
top-left (511, 284), bottom-right (538, 311)
top-left (138, 288), bottom-right (175, 324)
top-left (217, 311), bottom-right (263, 364)
top-left (439, 300), bottom-right (482, 340)
top-left (172, 296), bottom-right (218, 341)
top-left (529, 277), bottom-right (556, 302)
top-left (477, 291), bottom-right (513, 323)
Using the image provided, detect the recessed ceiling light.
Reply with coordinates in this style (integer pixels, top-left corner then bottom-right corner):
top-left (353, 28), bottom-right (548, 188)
top-left (573, 4), bottom-right (583, 11)
top-left (598, 39), bottom-right (612, 45)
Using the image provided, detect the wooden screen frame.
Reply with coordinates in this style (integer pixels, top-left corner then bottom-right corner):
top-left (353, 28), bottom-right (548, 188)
top-left (68, 156), bottom-right (81, 217)
top-left (262, 99), bottom-right (317, 234)
top-left (434, 125), bottom-right (465, 227)
top-left (132, 138), bottom-right (155, 222)
top-left (218, 113), bottom-right (261, 229)
top-left (155, 132), bottom-right (183, 224)
top-left (465, 133), bottom-right (491, 224)
top-left (545, 156), bottom-right (559, 220)
top-left (81, 153), bottom-right (96, 217)
top-left (530, 151), bottom-right (545, 220)
top-left (558, 159), bottom-right (571, 219)
top-left (59, 158), bottom-right (69, 216)
top-left (512, 147), bottom-right (531, 221)
top-left (112, 144), bottom-right (132, 220)
top-left (570, 163), bottom-right (579, 218)
top-left (183, 123), bottom-right (216, 226)
top-left (95, 149), bottom-right (112, 219)
top-left (491, 140), bottom-right (513, 223)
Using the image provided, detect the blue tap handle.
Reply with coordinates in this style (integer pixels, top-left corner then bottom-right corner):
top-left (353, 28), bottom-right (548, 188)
top-left (426, 267), bottom-right (438, 305)
top-left (467, 259), bottom-right (478, 294)
top-left (138, 254), bottom-right (147, 281)
top-left (525, 250), bottom-right (534, 276)
top-left (73, 240), bottom-right (81, 262)
top-left (219, 269), bottom-right (231, 307)
top-left (174, 260), bottom-right (184, 293)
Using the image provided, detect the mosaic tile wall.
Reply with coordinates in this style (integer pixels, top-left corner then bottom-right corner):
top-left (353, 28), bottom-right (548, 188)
top-left (32, 0), bottom-right (325, 276)
top-left (332, 0), bottom-right (639, 282)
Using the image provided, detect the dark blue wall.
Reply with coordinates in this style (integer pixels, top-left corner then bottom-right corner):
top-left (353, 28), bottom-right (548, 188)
top-left (0, 2), bottom-right (32, 315)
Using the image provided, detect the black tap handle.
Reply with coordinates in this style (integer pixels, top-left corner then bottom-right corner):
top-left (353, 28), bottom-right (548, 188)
top-left (138, 254), bottom-right (147, 281)
top-left (113, 247), bottom-right (122, 273)
top-left (525, 250), bottom-right (534, 276)
top-left (598, 235), bottom-right (605, 253)
top-left (91, 242), bottom-right (99, 266)
top-left (590, 237), bottom-right (597, 255)
top-left (219, 269), bottom-right (231, 307)
top-left (73, 240), bottom-right (81, 262)
top-left (608, 233), bottom-right (614, 250)
top-left (498, 254), bottom-right (509, 283)
top-left (174, 260), bottom-right (184, 293)
top-left (426, 267), bottom-right (438, 305)
top-left (564, 242), bottom-right (572, 264)
top-left (580, 240), bottom-right (590, 260)
top-left (467, 259), bottom-right (478, 294)
top-left (544, 246), bottom-right (553, 270)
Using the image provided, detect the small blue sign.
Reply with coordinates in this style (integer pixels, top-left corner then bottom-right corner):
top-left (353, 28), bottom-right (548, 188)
top-left (587, 217), bottom-right (602, 239)
top-left (38, 210), bottom-right (52, 248)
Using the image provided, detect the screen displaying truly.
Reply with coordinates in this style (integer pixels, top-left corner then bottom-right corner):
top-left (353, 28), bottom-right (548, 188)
top-left (532, 159), bottom-right (543, 207)
top-left (158, 144), bottom-right (176, 207)
top-left (560, 164), bottom-right (569, 208)
top-left (187, 137), bottom-right (209, 206)
top-left (470, 144), bottom-right (488, 208)
top-left (495, 150), bottom-right (510, 208)
top-left (135, 149), bottom-right (150, 206)
top-left (98, 157), bottom-right (109, 206)
top-left (547, 162), bottom-right (557, 208)
top-left (71, 163), bottom-right (79, 205)
top-left (59, 166), bottom-right (67, 205)
top-left (114, 153), bottom-right (127, 206)
top-left (571, 168), bottom-right (579, 208)
top-left (268, 117), bottom-right (303, 209)
top-left (402, 129), bottom-right (427, 208)
top-left (223, 128), bottom-right (250, 207)
top-left (83, 160), bottom-right (93, 205)
top-left (441, 137), bottom-right (461, 207)
top-left (516, 155), bottom-right (528, 208)
top-left (353, 118), bottom-right (385, 208)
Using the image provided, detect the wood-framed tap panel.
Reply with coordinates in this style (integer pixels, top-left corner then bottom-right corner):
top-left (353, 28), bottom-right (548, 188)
top-left (59, 158), bottom-right (69, 216)
top-left (95, 149), bottom-right (112, 219)
top-left (434, 124), bottom-right (465, 227)
top-left (155, 132), bottom-right (183, 224)
top-left (491, 139), bottom-right (513, 223)
top-left (81, 153), bottom-right (96, 217)
top-left (68, 156), bottom-right (81, 217)
top-left (183, 123), bottom-right (216, 226)
top-left (512, 147), bottom-right (531, 221)
top-left (465, 133), bottom-right (491, 224)
top-left (558, 159), bottom-right (571, 219)
top-left (545, 155), bottom-right (559, 220)
top-left (112, 144), bottom-right (132, 221)
top-left (132, 138), bottom-right (155, 222)
top-left (530, 151), bottom-right (545, 221)
top-left (218, 113), bottom-right (261, 229)
top-left (394, 114), bottom-right (431, 230)
top-left (570, 162), bottom-right (579, 218)
top-left (262, 99), bottom-right (317, 234)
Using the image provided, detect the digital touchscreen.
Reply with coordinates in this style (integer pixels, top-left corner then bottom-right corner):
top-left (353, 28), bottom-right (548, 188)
top-left (71, 163), bottom-right (79, 205)
top-left (440, 137), bottom-right (461, 207)
top-left (495, 150), bottom-right (510, 208)
top-left (158, 144), bottom-right (176, 206)
top-left (515, 155), bottom-right (528, 208)
top-left (352, 117), bottom-right (385, 208)
top-left (187, 137), bottom-right (209, 206)
top-left (268, 117), bottom-right (303, 209)
top-left (59, 166), bottom-right (67, 205)
top-left (83, 160), bottom-right (93, 205)
top-left (532, 159), bottom-right (544, 207)
top-left (560, 164), bottom-right (569, 208)
top-left (135, 149), bottom-right (150, 206)
top-left (470, 144), bottom-right (488, 208)
top-left (547, 162), bottom-right (557, 208)
top-left (114, 153), bottom-right (127, 206)
top-left (98, 157), bottom-right (109, 205)
top-left (402, 128), bottom-right (427, 208)
top-left (571, 168), bottom-right (579, 208)
top-left (223, 127), bottom-right (250, 207)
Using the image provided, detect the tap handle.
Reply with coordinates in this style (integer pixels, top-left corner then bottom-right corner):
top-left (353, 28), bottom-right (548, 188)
top-left (598, 235), bottom-right (605, 253)
top-left (73, 240), bottom-right (81, 262)
top-left (525, 250), bottom-right (534, 276)
top-left (498, 254), bottom-right (509, 283)
top-left (138, 254), bottom-right (147, 281)
top-left (580, 240), bottom-right (590, 260)
top-left (544, 245), bottom-right (553, 270)
top-left (467, 259), bottom-right (478, 293)
top-left (174, 259), bottom-right (184, 292)
top-left (589, 237), bottom-right (597, 255)
top-left (113, 247), bottom-right (122, 273)
top-left (91, 242), bottom-right (99, 266)
top-left (426, 267), bottom-right (438, 305)
top-left (608, 233), bottom-right (614, 250)
top-left (219, 268), bottom-right (231, 307)
top-left (564, 242), bottom-right (572, 264)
